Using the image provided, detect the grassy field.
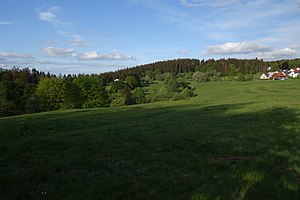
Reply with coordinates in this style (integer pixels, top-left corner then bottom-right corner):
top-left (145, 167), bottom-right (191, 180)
top-left (1, 79), bottom-right (300, 199)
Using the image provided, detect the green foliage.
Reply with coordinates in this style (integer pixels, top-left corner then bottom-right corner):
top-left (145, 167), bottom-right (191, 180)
top-left (228, 64), bottom-right (238, 76)
top-left (125, 75), bottom-right (138, 89)
top-left (245, 74), bottom-right (254, 81)
top-left (73, 75), bottom-right (110, 108)
top-left (24, 94), bottom-right (41, 114)
top-left (100, 58), bottom-right (199, 81)
top-left (192, 71), bottom-right (207, 83)
top-left (145, 76), bottom-right (195, 103)
top-left (120, 84), bottom-right (132, 98)
top-left (35, 78), bottom-right (74, 111)
top-left (0, 98), bottom-right (16, 117)
top-left (210, 75), bottom-right (221, 82)
top-left (64, 81), bottom-right (82, 109)
top-left (195, 65), bottom-right (201, 71)
top-left (140, 75), bottom-right (152, 86)
top-left (184, 73), bottom-right (193, 80)
top-left (163, 74), bottom-right (178, 92)
top-left (155, 73), bottom-right (163, 81)
top-left (110, 80), bottom-right (124, 93)
top-left (110, 92), bottom-right (127, 107)
top-left (176, 77), bottom-right (189, 91)
top-left (180, 87), bottom-right (195, 98)
top-left (1, 57), bottom-right (298, 117)
top-left (238, 73), bottom-right (246, 82)
top-left (0, 68), bottom-right (47, 116)
top-left (131, 87), bottom-right (145, 104)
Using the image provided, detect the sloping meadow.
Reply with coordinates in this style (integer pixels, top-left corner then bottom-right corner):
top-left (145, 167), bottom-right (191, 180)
top-left (1, 79), bottom-right (300, 199)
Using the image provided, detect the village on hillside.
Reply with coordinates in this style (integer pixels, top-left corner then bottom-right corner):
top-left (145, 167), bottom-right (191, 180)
top-left (260, 67), bottom-right (300, 80)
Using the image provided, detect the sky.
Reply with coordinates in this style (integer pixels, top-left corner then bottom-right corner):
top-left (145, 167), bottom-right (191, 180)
top-left (1, 0), bottom-right (300, 74)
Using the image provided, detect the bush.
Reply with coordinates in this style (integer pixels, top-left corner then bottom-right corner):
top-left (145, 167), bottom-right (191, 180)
top-left (131, 87), bottom-right (145, 104)
top-left (155, 73), bottom-right (163, 81)
top-left (245, 74), bottom-right (254, 81)
top-left (0, 99), bottom-right (17, 117)
top-left (238, 74), bottom-right (245, 82)
top-left (125, 76), bottom-right (138, 89)
top-left (210, 75), bottom-right (221, 82)
top-left (110, 92), bottom-right (127, 107)
top-left (110, 81), bottom-right (124, 93)
top-left (181, 88), bottom-right (195, 98)
top-left (193, 72), bottom-right (207, 83)
top-left (25, 94), bottom-right (41, 113)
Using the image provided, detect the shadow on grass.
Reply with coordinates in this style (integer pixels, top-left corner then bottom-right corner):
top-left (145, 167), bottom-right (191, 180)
top-left (0, 103), bottom-right (300, 199)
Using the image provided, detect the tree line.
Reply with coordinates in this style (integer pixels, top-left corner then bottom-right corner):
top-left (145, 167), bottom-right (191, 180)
top-left (100, 58), bottom-right (300, 83)
top-left (1, 58), bottom-right (299, 117)
top-left (0, 67), bottom-right (195, 117)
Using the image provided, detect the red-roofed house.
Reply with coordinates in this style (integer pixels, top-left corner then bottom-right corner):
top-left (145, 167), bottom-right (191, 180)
top-left (272, 72), bottom-right (287, 80)
top-left (288, 68), bottom-right (300, 78)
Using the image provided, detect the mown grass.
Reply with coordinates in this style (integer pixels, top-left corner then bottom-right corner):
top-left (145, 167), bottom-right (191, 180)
top-left (1, 79), bottom-right (300, 199)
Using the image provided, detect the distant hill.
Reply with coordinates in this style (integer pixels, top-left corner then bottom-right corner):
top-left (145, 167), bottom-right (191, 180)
top-left (100, 58), bottom-right (300, 82)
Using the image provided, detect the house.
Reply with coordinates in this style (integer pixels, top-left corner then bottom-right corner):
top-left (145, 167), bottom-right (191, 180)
top-left (288, 68), bottom-right (300, 78)
top-left (260, 66), bottom-right (300, 80)
top-left (271, 72), bottom-right (288, 80)
top-left (260, 73), bottom-right (269, 80)
top-left (267, 71), bottom-right (276, 78)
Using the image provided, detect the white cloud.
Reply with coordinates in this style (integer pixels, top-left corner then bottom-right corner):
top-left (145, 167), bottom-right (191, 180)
top-left (0, 52), bottom-right (34, 59)
top-left (0, 57), bottom-right (123, 74)
top-left (69, 38), bottom-right (89, 47)
top-left (180, 0), bottom-right (240, 7)
top-left (257, 48), bottom-right (297, 60)
top-left (204, 41), bottom-right (299, 60)
top-left (39, 11), bottom-right (56, 23)
top-left (38, 6), bottom-right (65, 25)
top-left (43, 47), bottom-right (76, 57)
top-left (76, 51), bottom-right (136, 61)
top-left (205, 42), bottom-right (271, 55)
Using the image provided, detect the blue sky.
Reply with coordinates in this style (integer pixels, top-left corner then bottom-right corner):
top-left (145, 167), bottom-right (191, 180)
top-left (1, 0), bottom-right (300, 74)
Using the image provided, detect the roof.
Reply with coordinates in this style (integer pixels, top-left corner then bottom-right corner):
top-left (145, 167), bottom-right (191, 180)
top-left (260, 74), bottom-right (269, 79)
top-left (272, 72), bottom-right (287, 79)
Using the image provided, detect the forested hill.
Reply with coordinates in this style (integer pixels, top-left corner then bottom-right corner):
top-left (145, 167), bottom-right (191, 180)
top-left (99, 58), bottom-right (300, 83)
top-left (1, 57), bottom-right (300, 117)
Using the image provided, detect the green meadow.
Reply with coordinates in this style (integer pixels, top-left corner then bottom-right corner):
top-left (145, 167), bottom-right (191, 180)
top-left (1, 79), bottom-right (300, 199)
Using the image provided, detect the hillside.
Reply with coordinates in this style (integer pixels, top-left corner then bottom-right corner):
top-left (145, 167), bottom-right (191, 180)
top-left (1, 58), bottom-right (300, 118)
top-left (1, 79), bottom-right (300, 199)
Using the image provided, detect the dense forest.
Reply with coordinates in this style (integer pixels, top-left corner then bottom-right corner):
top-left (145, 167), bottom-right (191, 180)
top-left (100, 58), bottom-right (300, 83)
top-left (1, 58), bottom-right (300, 117)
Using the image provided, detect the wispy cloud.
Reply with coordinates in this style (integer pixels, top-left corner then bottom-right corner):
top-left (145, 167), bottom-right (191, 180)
top-left (0, 52), bottom-right (34, 59)
top-left (129, 0), bottom-right (201, 32)
top-left (177, 49), bottom-right (189, 54)
top-left (69, 38), bottom-right (89, 47)
top-left (180, 0), bottom-right (240, 8)
top-left (0, 21), bottom-right (13, 25)
top-left (76, 51), bottom-right (136, 61)
top-left (38, 6), bottom-right (66, 25)
top-left (43, 47), bottom-right (76, 57)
